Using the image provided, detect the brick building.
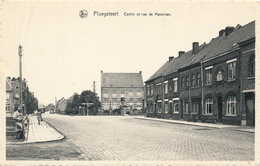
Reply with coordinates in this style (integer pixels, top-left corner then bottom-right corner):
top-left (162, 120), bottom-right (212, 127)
top-left (145, 21), bottom-right (255, 126)
top-left (6, 77), bottom-right (14, 114)
top-left (101, 71), bottom-right (144, 115)
top-left (7, 77), bottom-right (27, 114)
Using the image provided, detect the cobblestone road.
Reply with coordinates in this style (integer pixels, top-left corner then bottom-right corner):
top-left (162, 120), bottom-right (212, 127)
top-left (43, 114), bottom-right (254, 161)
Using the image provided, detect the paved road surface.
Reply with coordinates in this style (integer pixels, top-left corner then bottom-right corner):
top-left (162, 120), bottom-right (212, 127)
top-left (43, 114), bottom-right (254, 161)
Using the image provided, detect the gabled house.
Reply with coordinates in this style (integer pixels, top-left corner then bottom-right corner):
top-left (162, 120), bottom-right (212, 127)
top-left (145, 61), bottom-right (169, 118)
top-left (57, 97), bottom-right (67, 114)
top-left (101, 71), bottom-right (144, 115)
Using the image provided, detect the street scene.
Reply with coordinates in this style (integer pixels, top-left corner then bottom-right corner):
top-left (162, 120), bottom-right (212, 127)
top-left (7, 113), bottom-right (255, 161)
top-left (2, 1), bottom-right (258, 164)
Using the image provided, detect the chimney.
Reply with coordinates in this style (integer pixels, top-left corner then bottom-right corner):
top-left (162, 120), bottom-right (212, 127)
top-left (178, 51), bottom-right (185, 58)
top-left (192, 42), bottom-right (199, 55)
top-left (101, 70), bottom-right (103, 73)
top-left (169, 56), bottom-right (174, 62)
top-left (219, 29), bottom-right (225, 37)
top-left (139, 71), bottom-right (142, 73)
top-left (225, 26), bottom-right (234, 36)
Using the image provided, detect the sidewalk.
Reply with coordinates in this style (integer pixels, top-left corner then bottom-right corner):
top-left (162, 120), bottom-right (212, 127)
top-left (7, 115), bottom-right (64, 144)
top-left (135, 117), bottom-right (255, 133)
top-left (25, 115), bottom-right (64, 143)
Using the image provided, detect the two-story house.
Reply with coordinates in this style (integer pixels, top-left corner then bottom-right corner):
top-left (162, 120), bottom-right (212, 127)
top-left (101, 71), bottom-right (144, 115)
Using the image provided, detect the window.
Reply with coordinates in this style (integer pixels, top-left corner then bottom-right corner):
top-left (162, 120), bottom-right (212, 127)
top-left (112, 101), bottom-right (118, 110)
top-left (156, 83), bottom-right (162, 95)
top-left (173, 78), bottom-right (178, 92)
top-left (150, 85), bottom-right (153, 95)
top-left (104, 91), bottom-right (109, 98)
top-left (112, 91), bottom-right (117, 98)
top-left (164, 101), bottom-right (168, 113)
top-left (186, 76), bottom-right (189, 87)
top-left (205, 69), bottom-right (212, 85)
top-left (164, 82), bottom-right (168, 94)
top-left (248, 55), bottom-right (255, 77)
top-left (197, 73), bottom-right (201, 86)
top-left (137, 90), bottom-right (142, 98)
top-left (173, 100), bottom-right (179, 113)
top-left (181, 77), bottom-right (185, 89)
top-left (191, 75), bottom-right (195, 87)
top-left (6, 93), bottom-right (10, 100)
top-left (103, 101), bottom-right (109, 110)
top-left (185, 101), bottom-right (189, 114)
top-left (147, 86), bottom-right (150, 96)
top-left (217, 70), bottom-right (223, 81)
top-left (157, 102), bottom-right (162, 113)
top-left (205, 97), bottom-right (213, 114)
top-left (128, 90), bottom-right (133, 98)
top-left (192, 101), bottom-right (200, 113)
top-left (137, 103), bottom-right (142, 110)
top-left (121, 91), bottom-right (125, 97)
top-left (227, 61), bottom-right (236, 80)
top-left (226, 95), bottom-right (236, 116)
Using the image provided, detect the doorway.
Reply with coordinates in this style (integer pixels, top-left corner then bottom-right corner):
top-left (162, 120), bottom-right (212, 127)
top-left (245, 93), bottom-right (255, 126)
top-left (154, 103), bottom-right (157, 118)
top-left (217, 96), bottom-right (223, 121)
top-left (169, 102), bottom-right (173, 119)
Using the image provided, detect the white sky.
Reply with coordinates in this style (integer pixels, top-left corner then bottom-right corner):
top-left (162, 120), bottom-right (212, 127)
top-left (1, 1), bottom-right (258, 105)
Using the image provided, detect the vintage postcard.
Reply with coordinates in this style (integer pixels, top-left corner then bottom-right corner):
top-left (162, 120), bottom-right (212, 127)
top-left (0, 0), bottom-right (259, 165)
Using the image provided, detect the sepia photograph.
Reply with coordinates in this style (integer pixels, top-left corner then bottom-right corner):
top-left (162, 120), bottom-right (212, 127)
top-left (0, 1), bottom-right (259, 165)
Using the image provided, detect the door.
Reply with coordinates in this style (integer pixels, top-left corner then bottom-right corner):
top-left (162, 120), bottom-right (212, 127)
top-left (246, 93), bottom-right (255, 126)
top-left (154, 103), bottom-right (157, 118)
top-left (169, 102), bottom-right (173, 118)
top-left (180, 100), bottom-right (184, 119)
top-left (217, 96), bottom-right (223, 121)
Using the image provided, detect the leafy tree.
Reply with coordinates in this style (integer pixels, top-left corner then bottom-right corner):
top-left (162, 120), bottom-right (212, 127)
top-left (23, 86), bottom-right (38, 114)
top-left (65, 90), bottom-right (101, 115)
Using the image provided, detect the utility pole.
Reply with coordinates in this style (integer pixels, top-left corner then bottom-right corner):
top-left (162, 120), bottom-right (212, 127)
top-left (18, 45), bottom-right (23, 114)
top-left (93, 81), bottom-right (96, 94)
top-left (93, 81), bottom-right (96, 115)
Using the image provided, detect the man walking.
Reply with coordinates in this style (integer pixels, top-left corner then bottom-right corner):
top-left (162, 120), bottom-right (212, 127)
top-left (36, 109), bottom-right (43, 125)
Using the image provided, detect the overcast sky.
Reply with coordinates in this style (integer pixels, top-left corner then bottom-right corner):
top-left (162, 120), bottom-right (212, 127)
top-left (1, 1), bottom-right (257, 105)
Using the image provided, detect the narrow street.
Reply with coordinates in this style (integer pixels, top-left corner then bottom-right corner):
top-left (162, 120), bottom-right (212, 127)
top-left (43, 114), bottom-right (254, 161)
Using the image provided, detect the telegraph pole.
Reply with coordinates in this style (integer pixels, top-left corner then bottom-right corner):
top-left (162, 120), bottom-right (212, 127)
top-left (93, 81), bottom-right (96, 94)
top-left (18, 45), bottom-right (23, 114)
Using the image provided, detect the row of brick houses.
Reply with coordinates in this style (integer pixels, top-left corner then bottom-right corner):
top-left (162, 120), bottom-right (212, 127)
top-left (101, 71), bottom-right (144, 115)
top-left (145, 21), bottom-right (255, 126)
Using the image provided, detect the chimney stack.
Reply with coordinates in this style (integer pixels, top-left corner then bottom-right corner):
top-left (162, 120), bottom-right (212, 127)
top-left (192, 42), bottom-right (199, 55)
top-left (225, 26), bottom-right (234, 36)
top-left (139, 71), bottom-right (142, 73)
top-left (178, 51), bottom-right (185, 58)
top-left (169, 56), bottom-right (174, 62)
top-left (101, 70), bottom-right (103, 73)
top-left (219, 29), bottom-right (225, 37)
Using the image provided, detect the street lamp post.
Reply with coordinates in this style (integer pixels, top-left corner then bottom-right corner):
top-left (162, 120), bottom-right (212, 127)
top-left (18, 45), bottom-right (23, 114)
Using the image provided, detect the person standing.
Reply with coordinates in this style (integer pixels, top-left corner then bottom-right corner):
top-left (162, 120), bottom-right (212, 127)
top-left (36, 109), bottom-right (43, 125)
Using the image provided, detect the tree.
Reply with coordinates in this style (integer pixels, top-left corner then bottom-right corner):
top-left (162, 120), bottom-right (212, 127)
top-left (23, 86), bottom-right (38, 114)
top-left (65, 90), bottom-right (101, 115)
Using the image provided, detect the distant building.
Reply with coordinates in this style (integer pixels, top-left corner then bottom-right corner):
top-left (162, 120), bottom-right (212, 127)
top-left (45, 103), bottom-right (55, 112)
top-left (101, 71), bottom-right (144, 115)
top-left (57, 97), bottom-right (67, 114)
